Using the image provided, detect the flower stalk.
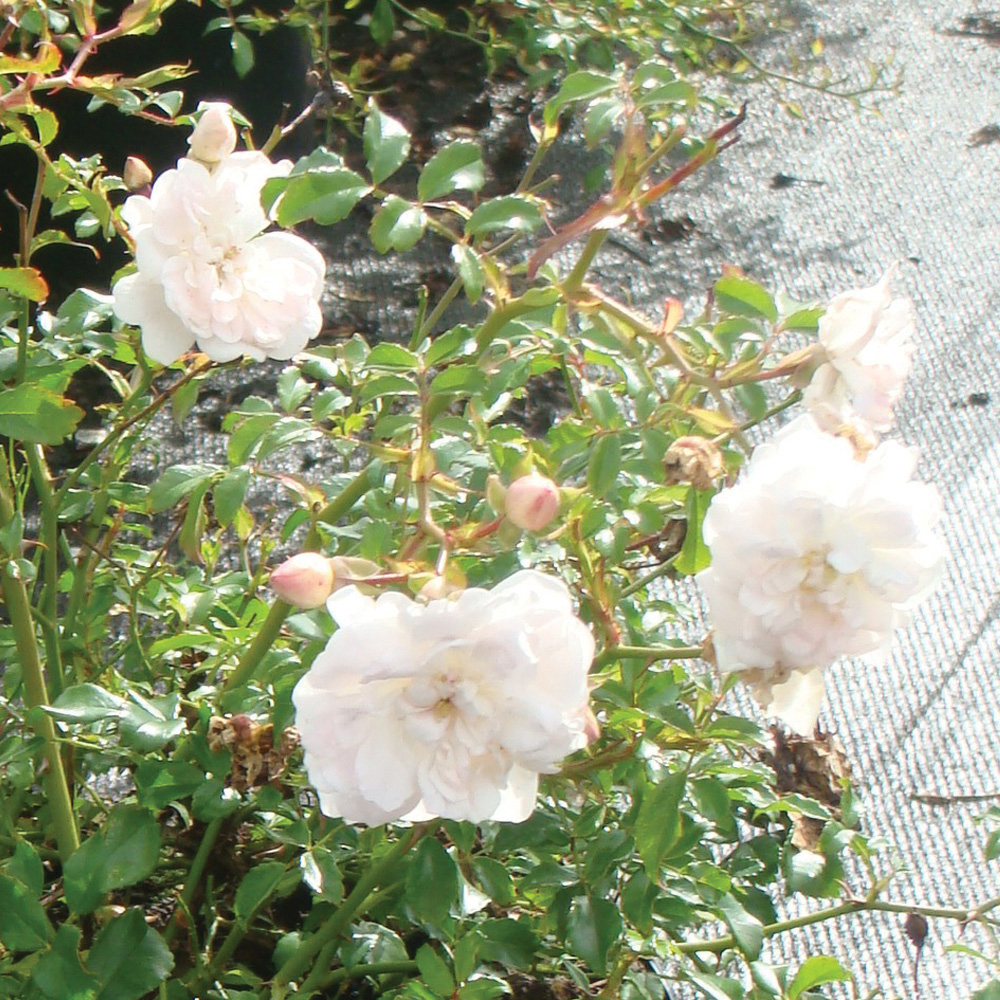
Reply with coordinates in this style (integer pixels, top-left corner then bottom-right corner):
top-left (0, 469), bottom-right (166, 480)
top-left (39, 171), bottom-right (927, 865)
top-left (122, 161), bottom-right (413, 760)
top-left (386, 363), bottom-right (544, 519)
top-left (0, 450), bottom-right (78, 861)
top-left (675, 895), bottom-right (1000, 955)
top-left (268, 825), bottom-right (428, 999)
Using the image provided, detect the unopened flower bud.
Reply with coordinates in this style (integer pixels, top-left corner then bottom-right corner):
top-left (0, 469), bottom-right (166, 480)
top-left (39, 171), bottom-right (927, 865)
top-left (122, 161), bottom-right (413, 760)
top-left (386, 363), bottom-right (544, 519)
top-left (123, 156), bottom-right (153, 193)
top-left (580, 705), bottom-right (601, 746)
top-left (187, 103), bottom-right (237, 166)
top-left (504, 472), bottom-right (560, 532)
top-left (417, 575), bottom-right (462, 602)
top-left (664, 436), bottom-right (724, 492)
top-left (270, 552), bottom-right (335, 608)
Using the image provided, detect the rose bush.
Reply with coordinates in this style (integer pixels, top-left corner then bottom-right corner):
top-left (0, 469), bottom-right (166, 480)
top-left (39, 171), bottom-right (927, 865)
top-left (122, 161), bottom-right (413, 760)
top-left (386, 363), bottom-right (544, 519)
top-left (1, 11), bottom-right (988, 998)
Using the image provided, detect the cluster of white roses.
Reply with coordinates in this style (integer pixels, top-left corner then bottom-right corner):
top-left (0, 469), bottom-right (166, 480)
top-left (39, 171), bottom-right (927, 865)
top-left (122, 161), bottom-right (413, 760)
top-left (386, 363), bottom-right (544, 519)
top-left (113, 104), bottom-right (325, 365)
top-left (698, 272), bottom-right (944, 734)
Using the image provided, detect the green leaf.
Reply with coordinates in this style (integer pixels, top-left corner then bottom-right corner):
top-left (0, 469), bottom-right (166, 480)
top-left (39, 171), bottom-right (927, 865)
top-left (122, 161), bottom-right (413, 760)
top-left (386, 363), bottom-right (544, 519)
top-left (46, 684), bottom-right (126, 724)
top-left (470, 857), bottom-right (514, 905)
top-left (584, 98), bottom-right (623, 146)
top-left (7, 841), bottom-right (44, 896)
top-left (717, 894), bottom-right (763, 959)
top-left (214, 467), bottom-right (251, 528)
top-left (230, 30), bottom-right (254, 77)
top-left (686, 970), bottom-right (744, 1000)
top-left (370, 195), bottom-right (428, 252)
top-left (635, 771), bottom-right (685, 875)
top-left (235, 862), bottom-right (296, 923)
top-left (370, 0), bottom-right (394, 46)
top-left (973, 983), bottom-right (1000, 1000)
top-left (0, 266), bottom-right (48, 302)
top-left (299, 848), bottom-right (344, 903)
top-left (0, 874), bottom-right (53, 951)
top-left (31, 924), bottom-right (99, 1000)
top-left (565, 895), bottom-right (623, 973)
top-left (88, 909), bottom-right (174, 1000)
top-left (272, 168), bottom-right (372, 227)
top-left (147, 463), bottom-right (220, 513)
top-left (451, 245), bottom-right (485, 304)
top-left (364, 100), bottom-right (411, 184)
top-left (192, 776), bottom-right (242, 821)
top-left (587, 433), bottom-right (621, 497)
top-left (366, 343), bottom-right (420, 371)
top-left (64, 806), bottom-right (161, 915)
top-left (119, 697), bottom-right (186, 752)
top-left (786, 956), bottom-right (852, 1000)
top-left (476, 919), bottom-right (537, 969)
top-left (465, 196), bottom-right (543, 238)
top-left (675, 488), bottom-right (711, 576)
top-left (416, 944), bottom-right (455, 997)
top-left (135, 761), bottom-right (205, 810)
top-left (0, 384), bottom-right (83, 444)
top-left (714, 275), bottom-right (778, 323)
top-left (341, 921), bottom-right (409, 967)
top-left (543, 70), bottom-right (617, 125)
top-left (406, 838), bottom-right (461, 924)
top-left (418, 140), bottom-right (485, 202)
top-left (458, 979), bottom-right (508, 1000)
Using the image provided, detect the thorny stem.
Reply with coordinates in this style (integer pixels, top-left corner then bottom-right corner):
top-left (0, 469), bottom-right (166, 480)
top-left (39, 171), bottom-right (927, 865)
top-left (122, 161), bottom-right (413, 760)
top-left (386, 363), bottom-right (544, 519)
top-left (563, 230), bottom-right (609, 297)
top-left (592, 644), bottom-right (703, 670)
top-left (0, 452), bottom-right (78, 861)
top-left (163, 817), bottom-right (225, 946)
top-left (24, 445), bottom-right (64, 697)
top-left (620, 556), bottom-right (680, 599)
top-left (675, 895), bottom-right (1000, 955)
top-left (268, 826), bottom-right (429, 998)
top-left (315, 960), bottom-right (420, 992)
top-left (220, 600), bottom-right (292, 699)
top-left (410, 273), bottom-right (464, 349)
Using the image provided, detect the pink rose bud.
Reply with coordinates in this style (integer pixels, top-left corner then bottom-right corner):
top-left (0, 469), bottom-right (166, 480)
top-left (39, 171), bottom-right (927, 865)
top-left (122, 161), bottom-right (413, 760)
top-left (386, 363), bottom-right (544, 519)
top-left (123, 156), bottom-right (153, 193)
top-left (269, 553), bottom-right (335, 608)
top-left (504, 473), bottom-right (560, 532)
top-left (187, 103), bottom-right (237, 166)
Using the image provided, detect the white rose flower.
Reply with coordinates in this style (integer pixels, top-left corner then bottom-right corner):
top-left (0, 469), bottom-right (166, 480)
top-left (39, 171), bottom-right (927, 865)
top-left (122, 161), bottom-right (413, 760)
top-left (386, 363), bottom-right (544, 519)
top-left (697, 415), bottom-right (943, 734)
top-left (292, 569), bottom-right (595, 826)
top-left (802, 268), bottom-right (916, 436)
top-left (113, 149), bottom-right (325, 365)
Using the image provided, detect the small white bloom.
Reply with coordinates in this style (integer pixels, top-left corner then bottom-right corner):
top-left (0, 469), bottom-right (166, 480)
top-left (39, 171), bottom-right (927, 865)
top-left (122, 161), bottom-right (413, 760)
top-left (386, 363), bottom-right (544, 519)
top-left (113, 146), bottom-right (325, 365)
top-left (187, 102), bottom-right (238, 166)
top-left (697, 415), bottom-right (943, 734)
top-left (803, 268), bottom-right (916, 436)
top-left (292, 570), bottom-right (595, 826)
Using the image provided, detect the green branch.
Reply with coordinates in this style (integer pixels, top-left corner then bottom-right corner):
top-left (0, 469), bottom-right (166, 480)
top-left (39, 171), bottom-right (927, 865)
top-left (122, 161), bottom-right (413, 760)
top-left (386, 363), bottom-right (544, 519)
top-left (268, 825), bottom-right (428, 999)
top-left (593, 644), bottom-right (703, 670)
top-left (675, 895), bottom-right (1000, 955)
